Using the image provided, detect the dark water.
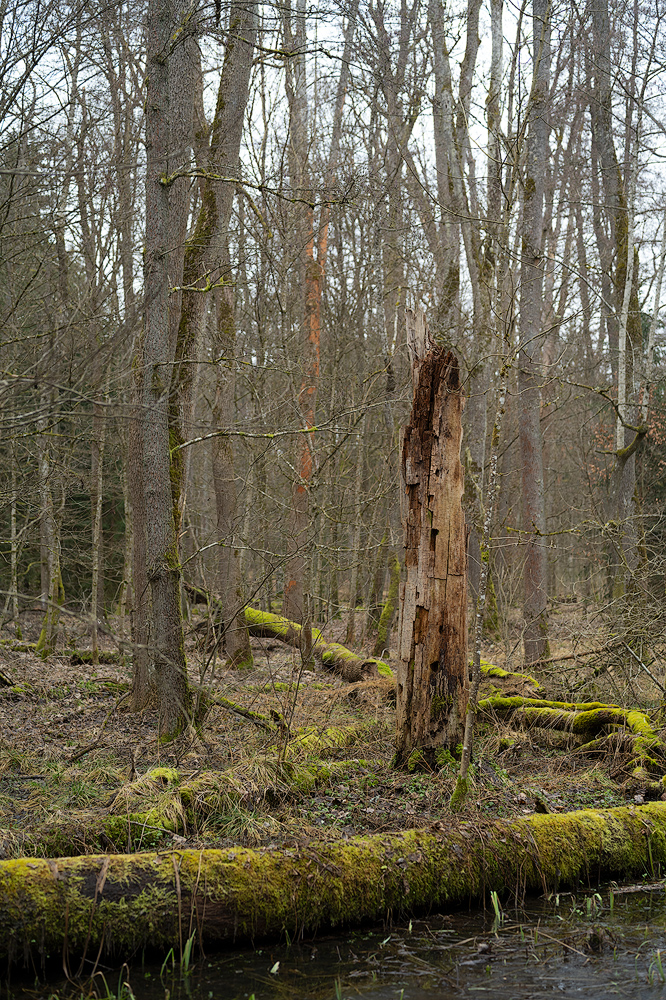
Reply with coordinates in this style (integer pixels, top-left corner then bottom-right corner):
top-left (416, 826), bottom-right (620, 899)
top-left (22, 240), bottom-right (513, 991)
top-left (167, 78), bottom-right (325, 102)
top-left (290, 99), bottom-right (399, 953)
top-left (17, 883), bottom-right (666, 999)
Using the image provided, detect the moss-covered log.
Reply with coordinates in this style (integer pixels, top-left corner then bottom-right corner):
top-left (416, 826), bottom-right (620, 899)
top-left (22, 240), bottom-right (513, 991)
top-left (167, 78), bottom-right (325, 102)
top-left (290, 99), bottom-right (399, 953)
top-left (4, 802), bottom-right (666, 965)
top-left (479, 660), bottom-right (540, 692)
top-left (244, 607), bottom-right (391, 681)
top-left (480, 696), bottom-right (663, 774)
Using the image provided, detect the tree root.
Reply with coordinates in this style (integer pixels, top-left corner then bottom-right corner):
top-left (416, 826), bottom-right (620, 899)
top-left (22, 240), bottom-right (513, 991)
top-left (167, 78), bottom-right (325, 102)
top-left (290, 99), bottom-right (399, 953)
top-left (4, 802), bottom-right (666, 964)
top-left (480, 696), bottom-right (664, 776)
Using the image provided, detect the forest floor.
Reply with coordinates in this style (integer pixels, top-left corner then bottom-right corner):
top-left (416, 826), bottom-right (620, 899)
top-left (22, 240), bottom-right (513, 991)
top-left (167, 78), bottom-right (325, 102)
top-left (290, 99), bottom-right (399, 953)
top-left (0, 598), bottom-right (661, 860)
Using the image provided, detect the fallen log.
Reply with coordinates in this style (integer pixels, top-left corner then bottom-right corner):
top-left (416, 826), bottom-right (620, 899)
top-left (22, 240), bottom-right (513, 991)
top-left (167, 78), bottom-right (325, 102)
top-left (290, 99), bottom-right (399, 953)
top-left (244, 607), bottom-right (391, 682)
top-left (3, 802), bottom-right (666, 966)
top-left (479, 696), bottom-right (664, 775)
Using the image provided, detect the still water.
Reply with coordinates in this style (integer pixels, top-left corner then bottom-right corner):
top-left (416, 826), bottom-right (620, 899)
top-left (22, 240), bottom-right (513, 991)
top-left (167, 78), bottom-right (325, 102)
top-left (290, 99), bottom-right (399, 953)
top-left (23, 883), bottom-right (666, 999)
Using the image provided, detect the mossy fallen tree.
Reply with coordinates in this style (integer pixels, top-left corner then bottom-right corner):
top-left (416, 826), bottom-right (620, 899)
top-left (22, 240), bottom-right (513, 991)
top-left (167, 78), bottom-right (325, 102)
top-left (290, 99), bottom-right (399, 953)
top-left (479, 660), bottom-right (540, 692)
top-left (479, 696), bottom-right (664, 775)
top-left (4, 802), bottom-right (666, 965)
top-left (244, 607), bottom-right (392, 681)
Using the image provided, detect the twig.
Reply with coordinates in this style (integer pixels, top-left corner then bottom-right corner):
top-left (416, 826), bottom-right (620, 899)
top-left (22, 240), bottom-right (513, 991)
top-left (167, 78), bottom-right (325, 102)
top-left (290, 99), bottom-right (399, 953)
top-left (622, 642), bottom-right (665, 693)
top-left (539, 643), bottom-right (622, 665)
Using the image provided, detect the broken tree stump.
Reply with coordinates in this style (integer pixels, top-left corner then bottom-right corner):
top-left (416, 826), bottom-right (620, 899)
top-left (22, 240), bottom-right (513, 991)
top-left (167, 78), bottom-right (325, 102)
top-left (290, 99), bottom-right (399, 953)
top-left (396, 310), bottom-right (468, 766)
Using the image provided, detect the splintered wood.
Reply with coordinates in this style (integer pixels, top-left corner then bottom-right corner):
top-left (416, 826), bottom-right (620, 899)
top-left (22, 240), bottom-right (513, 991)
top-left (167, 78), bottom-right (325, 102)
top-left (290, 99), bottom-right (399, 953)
top-left (396, 312), bottom-right (467, 763)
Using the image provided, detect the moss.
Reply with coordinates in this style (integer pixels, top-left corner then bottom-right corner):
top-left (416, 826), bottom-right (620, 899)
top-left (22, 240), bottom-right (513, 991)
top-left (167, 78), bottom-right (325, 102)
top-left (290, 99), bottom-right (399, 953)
top-left (373, 551), bottom-right (400, 658)
top-left (479, 660), bottom-right (540, 690)
top-left (5, 802), bottom-right (666, 963)
top-left (407, 748), bottom-right (426, 773)
top-left (449, 775), bottom-right (468, 812)
top-left (431, 695), bottom-right (452, 716)
top-left (482, 576), bottom-right (500, 638)
top-left (377, 662), bottom-right (394, 677)
top-left (286, 725), bottom-right (359, 758)
top-left (145, 767), bottom-right (179, 785)
top-left (434, 747), bottom-right (457, 770)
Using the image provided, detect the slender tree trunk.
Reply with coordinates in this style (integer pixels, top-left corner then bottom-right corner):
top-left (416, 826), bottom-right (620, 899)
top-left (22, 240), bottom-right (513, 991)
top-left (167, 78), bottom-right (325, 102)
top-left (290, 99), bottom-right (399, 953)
top-left (129, 373), bottom-right (152, 710)
top-left (170, 1), bottom-right (257, 667)
top-left (142, 0), bottom-right (194, 736)
top-left (396, 311), bottom-right (468, 765)
top-left (281, 0), bottom-right (355, 626)
top-left (588, 0), bottom-right (643, 595)
top-left (518, 0), bottom-right (551, 665)
top-left (90, 375), bottom-right (108, 665)
top-left (345, 414), bottom-right (367, 646)
top-left (212, 285), bottom-right (253, 668)
top-left (9, 439), bottom-right (20, 630)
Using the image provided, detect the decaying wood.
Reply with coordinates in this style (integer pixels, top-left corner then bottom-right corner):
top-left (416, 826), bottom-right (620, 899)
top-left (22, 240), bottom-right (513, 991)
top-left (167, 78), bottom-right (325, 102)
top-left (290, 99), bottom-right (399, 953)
top-left (4, 802), bottom-right (666, 965)
top-left (396, 313), bottom-right (467, 763)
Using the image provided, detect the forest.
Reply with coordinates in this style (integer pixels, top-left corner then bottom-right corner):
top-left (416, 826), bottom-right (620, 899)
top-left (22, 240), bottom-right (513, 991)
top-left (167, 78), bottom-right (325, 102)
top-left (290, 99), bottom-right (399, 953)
top-left (3, 0), bottom-right (666, 977)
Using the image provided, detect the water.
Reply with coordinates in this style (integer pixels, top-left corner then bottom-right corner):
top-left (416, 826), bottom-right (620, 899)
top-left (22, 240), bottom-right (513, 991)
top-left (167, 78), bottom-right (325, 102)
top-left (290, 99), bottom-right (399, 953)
top-left (16, 883), bottom-right (666, 999)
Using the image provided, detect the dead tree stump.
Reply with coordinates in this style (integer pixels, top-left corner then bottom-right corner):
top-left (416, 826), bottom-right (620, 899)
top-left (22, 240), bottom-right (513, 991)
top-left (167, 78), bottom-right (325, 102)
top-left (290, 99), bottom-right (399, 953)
top-left (395, 310), bottom-right (468, 766)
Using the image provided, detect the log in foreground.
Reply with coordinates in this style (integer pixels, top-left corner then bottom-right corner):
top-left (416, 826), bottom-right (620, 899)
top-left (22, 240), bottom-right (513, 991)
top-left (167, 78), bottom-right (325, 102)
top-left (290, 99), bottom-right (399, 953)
top-left (4, 802), bottom-right (666, 965)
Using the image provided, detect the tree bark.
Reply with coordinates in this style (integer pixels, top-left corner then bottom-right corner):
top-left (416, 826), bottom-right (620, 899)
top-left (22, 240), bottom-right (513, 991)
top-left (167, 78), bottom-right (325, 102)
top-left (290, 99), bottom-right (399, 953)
top-left (142, 0), bottom-right (195, 736)
top-left (396, 311), bottom-right (468, 764)
top-left (518, 0), bottom-right (551, 665)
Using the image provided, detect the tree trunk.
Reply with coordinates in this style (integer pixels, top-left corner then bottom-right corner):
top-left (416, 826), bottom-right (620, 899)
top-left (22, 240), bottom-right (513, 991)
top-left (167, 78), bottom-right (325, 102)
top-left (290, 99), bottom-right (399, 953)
top-left (372, 549), bottom-right (400, 659)
top-left (345, 413), bottom-right (367, 646)
top-left (212, 285), bottom-right (253, 668)
top-left (129, 378), bottom-right (152, 711)
top-left (90, 378), bottom-right (107, 666)
top-left (518, 0), bottom-right (551, 665)
top-left (170, 2), bottom-right (257, 668)
top-left (142, 0), bottom-right (194, 736)
top-left (396, 311), bottom-right (468, 764)
top-left (5, 805), bottom-right (666, 966)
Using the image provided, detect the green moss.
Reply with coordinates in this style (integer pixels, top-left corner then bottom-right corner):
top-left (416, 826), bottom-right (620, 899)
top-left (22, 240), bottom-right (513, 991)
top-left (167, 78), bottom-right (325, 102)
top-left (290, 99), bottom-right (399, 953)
top-left (286, 726), bottom-right (359, 758)
top-left (449, 775), bottom-right (468, 812)
top-left (434, 747), bottom-right (457, 770)
top-left (145, 767), bottom-right (179, 785)
top-left (377, 662), bottom-right (394, 677)
top-left (407, 748), bottom-right (426, 773)
top-left (479, 660), bottom-right (540, 690)
top-left (431, 695), bottom-right (452, 716)
top-left (373, 552), bottom-right (400, 657)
